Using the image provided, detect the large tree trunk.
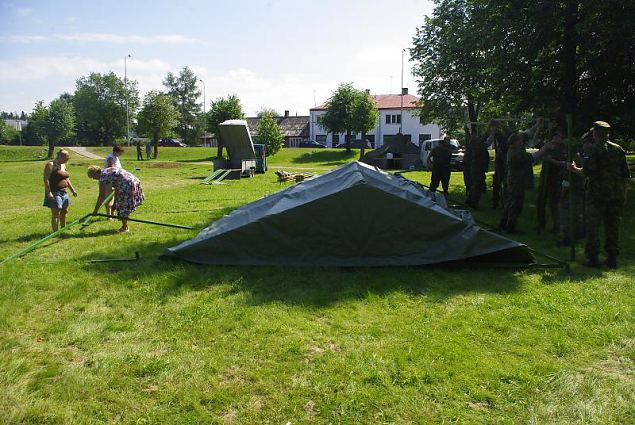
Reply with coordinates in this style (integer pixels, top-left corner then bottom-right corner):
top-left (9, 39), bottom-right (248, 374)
top-left (467, 97), bottom-right (478, 135)
top-left (47, 139), bottom-right (55, 159)
top-left (153, 136), bottom-right (159, 159)
top-left (346, 130), bottom-right (352, 153)
top-left (216, 135), bottom-right (224, 159)
top-left (561, 1), bottom-right (578, 117)
top-left (359, 131), bottom-right (366, 160)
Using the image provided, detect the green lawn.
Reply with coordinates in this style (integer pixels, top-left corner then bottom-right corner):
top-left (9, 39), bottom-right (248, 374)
top-left (1, 146), bottom-right (633, 424)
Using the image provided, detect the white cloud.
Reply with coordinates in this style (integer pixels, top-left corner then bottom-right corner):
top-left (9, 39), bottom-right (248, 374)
top-left (0, 33), bottom-right (198, 44)
top-left (0, 54), bottom-right (418, 116)
top-left (16, 7), bottom-right (32, 16)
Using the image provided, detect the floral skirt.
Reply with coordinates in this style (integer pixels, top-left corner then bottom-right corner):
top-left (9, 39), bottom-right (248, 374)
top-left (115, 180), bottom-right (144, 218)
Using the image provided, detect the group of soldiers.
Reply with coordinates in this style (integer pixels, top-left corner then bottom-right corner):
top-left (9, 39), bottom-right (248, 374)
top-left (429, 118), bottom-right (631, 269)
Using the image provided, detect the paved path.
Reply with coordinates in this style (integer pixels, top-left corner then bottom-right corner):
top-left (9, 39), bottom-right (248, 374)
top-left (67, 146), bottom-right (104, 160)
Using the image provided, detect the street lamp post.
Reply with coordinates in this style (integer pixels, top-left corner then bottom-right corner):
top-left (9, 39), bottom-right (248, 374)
top-left (124, 54), bottom-right (132, 146)
top-left (199, 79), bottom-right (206, 116)
top-left (199, 79), bottom-right (206, 146)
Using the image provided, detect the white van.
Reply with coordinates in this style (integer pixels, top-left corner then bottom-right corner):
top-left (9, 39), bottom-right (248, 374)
top-left (420, 138), bottom-right (464, 171)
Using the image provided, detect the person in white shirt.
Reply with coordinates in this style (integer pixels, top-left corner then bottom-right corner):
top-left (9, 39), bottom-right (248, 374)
top-left (103, 145), bottom-right (123, 217)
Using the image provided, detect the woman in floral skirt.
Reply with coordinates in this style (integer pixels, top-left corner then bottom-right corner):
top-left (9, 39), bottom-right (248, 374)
top-left (87, 165), bottom-right (144, 233)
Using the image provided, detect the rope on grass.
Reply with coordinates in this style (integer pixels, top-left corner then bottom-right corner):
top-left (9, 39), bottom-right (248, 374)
top-left (92, 213), bottom-right (195, 230)
top-left (0, 213), bottom-right (92, 266)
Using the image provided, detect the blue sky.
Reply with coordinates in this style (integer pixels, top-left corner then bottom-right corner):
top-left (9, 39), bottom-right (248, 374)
top-left (0, 0), bottom-right (434, 116)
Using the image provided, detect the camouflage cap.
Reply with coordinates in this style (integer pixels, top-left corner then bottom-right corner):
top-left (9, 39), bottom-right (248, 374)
top-left (593, 121), bottom-right (610, 130)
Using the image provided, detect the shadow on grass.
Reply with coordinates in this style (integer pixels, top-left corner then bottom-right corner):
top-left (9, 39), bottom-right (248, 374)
top-left (76, 237), bottom-right (530, 308)
top-left (291, 150), bottom-right (356, 165)
top-left (0, 158), bottom-right (48, 163)
top-left (177, 157), bottom-right (214, 163)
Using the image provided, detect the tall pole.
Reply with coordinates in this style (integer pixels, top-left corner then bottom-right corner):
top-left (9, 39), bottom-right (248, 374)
top-left (199, 79), bottom-right (206, 116)
top-left (199, 79), bottom-right (206, 146)
top-left (400, 48), bottom-right (405, 134)
top-left (125, 54), bottom-right (131, 146)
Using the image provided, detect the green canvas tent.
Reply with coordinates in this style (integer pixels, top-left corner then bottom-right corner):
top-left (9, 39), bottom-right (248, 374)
top-left (166, 161), bottom-right (535, 266)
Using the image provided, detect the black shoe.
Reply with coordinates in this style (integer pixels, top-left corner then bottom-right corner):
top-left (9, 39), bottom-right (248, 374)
top-left (584, 256), bottom-right (601, 268)
top-left (604, 256), bottom-right (617, 269)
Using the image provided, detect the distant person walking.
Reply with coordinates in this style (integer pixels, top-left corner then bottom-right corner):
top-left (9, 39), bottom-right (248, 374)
top-left (569, 121), bottom-right (630, 268)
top-left (145, 142), bottom-right (152, 160)
top-left (43, 149), bottom-right (78, 232)
top-left (87, 165), bottom-right (145, 233)
top-left (136, 141), bottom-right (143, 161)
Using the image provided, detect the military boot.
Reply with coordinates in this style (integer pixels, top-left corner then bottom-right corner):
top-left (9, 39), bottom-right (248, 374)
top-left (604, 255), bottom-right (617, 269)
top-left (584, 255), bottom-right (601, 268)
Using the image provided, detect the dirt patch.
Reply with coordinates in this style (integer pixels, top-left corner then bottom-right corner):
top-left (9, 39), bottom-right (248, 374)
top-left (145, 162), bottom-right (182, 169)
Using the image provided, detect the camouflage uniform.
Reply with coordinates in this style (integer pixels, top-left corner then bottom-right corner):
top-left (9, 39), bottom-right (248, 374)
top-left (536, 142), bottom-right (567, 232)
top-left (467, 139), bottom-right (489, 208)
top-left (489, 131), bottom-right (508, 208)
top-left (499, 145), bottom-right (534, 232)
top-left (583, 138), bottom-right (630, 261)
top-left (463, 139), bottom-right (473, 201)
top-left (429, 144), bottom-right (452, 194)
top-left (559, 149), bottom-right (585, 244)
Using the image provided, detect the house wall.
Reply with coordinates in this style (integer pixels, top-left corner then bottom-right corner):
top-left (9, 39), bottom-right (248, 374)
top-left (309, 109), bottom-right (441, 148)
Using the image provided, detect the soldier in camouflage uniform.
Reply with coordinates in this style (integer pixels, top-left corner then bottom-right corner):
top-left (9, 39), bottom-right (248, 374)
top-left (498, 132), bottom-right (534, 233)
top-left (570, 121), bottom-right (631, 268)
top-left (462, 126), bottom-right (473, 203)
top-left (429, 137), bottom-right (452, 195)
top-left (467, 133), bottom-right (489, 209)
top-left (559, 137), bottom-right (586, 245)
top-left (485, 121), bottom-right (508, 209)
top-left (536, 131), bottom-right (567, 233)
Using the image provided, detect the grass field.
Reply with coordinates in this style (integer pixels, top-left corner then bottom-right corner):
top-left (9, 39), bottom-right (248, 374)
top-left (1, 146), bottom-right (633, 424)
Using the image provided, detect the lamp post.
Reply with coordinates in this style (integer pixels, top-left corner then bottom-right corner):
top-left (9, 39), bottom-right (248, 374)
top-left (199, 79), bottom-right (206, 145)
top-left (400, 48), bottom-right (405, 134)
top-left (124, 54), bottom-right (132, 146)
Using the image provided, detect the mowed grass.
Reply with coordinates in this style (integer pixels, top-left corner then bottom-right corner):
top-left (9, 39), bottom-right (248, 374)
top-left (0, 146), bottom-right (633, 424)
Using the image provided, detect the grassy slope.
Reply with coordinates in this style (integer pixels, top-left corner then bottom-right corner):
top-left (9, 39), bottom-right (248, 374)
top-left (0, 147), bottom-right (633, 424)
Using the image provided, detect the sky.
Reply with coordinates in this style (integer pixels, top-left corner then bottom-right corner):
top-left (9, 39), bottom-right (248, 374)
top-left (0, 0), bottom-right (435, 116)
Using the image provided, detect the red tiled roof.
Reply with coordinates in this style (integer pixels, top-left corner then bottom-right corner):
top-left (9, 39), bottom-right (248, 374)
top-left (310, 94), bottom-right (420, 111)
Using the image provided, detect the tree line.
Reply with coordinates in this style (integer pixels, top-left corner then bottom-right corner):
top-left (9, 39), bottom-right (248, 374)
top-left (5, 66), bottom-right (286, 159)
top-left (411, 0), bottom-right (635, 141)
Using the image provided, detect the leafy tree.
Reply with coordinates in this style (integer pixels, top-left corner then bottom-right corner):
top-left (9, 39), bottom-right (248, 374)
top-left (257, 108), bottom-right (280, 118)
top-left (255, 111), bottom-right (284, 156)
top-left (410, 0), bottom-right (493, 134)
top-left (23, 101), bottom-right (49, 146)
top-left (0, 120), bottom-right (15, 144)
top-left (412, 0), bottom-right (635, 138)
top-left (73, 72), bottom-right (139, 146)
top-left (207, 95), bottom-right (244, 158)
top-left (137, 91), bottom-right (179, 158)
top-left (45, 97), bottom-right (75, 158)
top-left (350, 91), bottom-right (379, 159)
top-left (163, 67), bottom-right (201, 146)
top-left (318, 83), bottom-right (357, 152)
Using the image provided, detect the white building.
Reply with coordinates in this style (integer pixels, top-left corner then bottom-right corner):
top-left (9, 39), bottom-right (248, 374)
top-left (309, 92), bottom-right (441, 148)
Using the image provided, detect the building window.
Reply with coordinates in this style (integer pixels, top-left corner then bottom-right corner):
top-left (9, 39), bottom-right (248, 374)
top-left (419, 134), bottom-right (432, 143)
top-left (288, 137), bottom-right (302, 147)
top-left (332, 134), bottom-right (339, 146)
top-left (386, 114), bottom-right (402, 124)
top-left (316, 135), bottom-right (326, 143)
top-left (385, 115), bottom-right (391, 124)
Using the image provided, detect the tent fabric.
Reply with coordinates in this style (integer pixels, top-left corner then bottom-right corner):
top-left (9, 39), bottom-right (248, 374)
top-left (219, 120), bottom-right (256, 169)
top-left (166, 161), bottom-right (535, 266)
